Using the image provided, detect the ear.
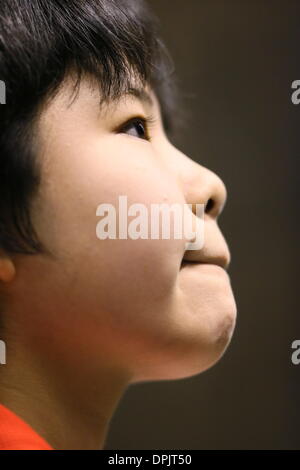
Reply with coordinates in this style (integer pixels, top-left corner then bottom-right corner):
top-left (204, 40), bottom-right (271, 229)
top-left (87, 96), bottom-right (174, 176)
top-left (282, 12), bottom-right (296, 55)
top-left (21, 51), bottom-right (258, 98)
top-left (0, 253), bottom-right (16, 283)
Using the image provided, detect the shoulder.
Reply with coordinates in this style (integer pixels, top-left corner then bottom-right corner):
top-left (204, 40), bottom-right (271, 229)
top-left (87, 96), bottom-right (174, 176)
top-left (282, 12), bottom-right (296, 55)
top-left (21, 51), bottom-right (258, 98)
top-left (0, 404), bottom-right (53, 450)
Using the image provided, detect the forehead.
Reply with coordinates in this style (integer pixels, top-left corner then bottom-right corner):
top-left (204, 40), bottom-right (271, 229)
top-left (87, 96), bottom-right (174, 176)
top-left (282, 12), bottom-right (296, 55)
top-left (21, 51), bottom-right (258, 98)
top-left (39, 72), bottom-right (161, 123)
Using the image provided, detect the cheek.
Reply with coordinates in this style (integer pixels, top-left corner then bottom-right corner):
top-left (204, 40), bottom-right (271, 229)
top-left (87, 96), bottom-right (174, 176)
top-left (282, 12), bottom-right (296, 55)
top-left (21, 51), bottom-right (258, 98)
top-left (37, 135), bottom-right (186, 252)
top-left (34, 138), bottom-right (186, 327)
top-left (67, 239), bottom-right (177, 328)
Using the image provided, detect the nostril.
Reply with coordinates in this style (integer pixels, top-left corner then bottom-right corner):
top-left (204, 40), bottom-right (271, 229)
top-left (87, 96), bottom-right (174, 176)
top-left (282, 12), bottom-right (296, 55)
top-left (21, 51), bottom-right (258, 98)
top-left (205, 198), bottom-right (214, 213)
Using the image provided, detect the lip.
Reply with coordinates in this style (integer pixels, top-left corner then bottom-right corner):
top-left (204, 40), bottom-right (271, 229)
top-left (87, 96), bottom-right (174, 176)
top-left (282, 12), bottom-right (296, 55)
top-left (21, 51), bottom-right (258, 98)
top-left (180, 261), bottom-right (230, 278)
top-left (180, 259), bottom-right (229, 271)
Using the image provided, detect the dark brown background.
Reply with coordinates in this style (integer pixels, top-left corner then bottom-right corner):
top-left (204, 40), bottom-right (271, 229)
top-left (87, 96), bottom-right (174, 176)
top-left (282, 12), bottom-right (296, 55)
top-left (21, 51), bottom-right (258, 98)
top-left (106, 0), bottom-right (299, 449)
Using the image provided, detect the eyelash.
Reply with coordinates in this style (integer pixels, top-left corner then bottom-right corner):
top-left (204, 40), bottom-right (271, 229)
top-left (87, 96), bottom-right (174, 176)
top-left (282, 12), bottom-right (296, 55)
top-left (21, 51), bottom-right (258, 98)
top-left (116, 113), bottom-right (157, 142)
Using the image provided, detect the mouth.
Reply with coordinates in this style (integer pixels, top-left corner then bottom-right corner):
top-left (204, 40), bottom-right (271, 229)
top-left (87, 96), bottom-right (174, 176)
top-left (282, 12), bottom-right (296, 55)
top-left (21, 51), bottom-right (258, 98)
top-left (179, 261), bottom-right (231, 283)
top-left (179, 243), bottom-right (231, 271)
top-left (180, 260), bottom-right (196, 269)
top-left (180, 258), bottom-right (229, 271)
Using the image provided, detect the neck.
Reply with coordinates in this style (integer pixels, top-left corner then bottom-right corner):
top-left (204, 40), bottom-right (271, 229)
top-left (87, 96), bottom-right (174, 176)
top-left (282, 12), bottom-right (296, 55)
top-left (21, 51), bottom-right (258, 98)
top-left (0, 328), bottom-right (131, 450)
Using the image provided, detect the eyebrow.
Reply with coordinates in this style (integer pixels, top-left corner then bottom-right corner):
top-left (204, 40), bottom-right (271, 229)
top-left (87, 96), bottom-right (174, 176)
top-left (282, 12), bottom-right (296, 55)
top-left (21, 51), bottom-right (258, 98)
top-left (97, 85), bottom-right (155, 117)
top-left (124, 87), bottom-right (154, 109)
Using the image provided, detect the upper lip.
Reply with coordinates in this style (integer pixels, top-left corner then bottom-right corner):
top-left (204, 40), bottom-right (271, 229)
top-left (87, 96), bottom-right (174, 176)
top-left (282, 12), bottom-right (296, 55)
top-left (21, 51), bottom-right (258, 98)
top-left (181, 254), bottom-right (230, 271)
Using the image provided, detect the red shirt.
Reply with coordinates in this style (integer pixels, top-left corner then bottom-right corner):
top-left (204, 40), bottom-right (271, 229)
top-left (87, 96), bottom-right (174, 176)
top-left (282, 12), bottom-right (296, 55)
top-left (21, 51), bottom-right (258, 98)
top-left (0, 404), bottom-right (53, 450)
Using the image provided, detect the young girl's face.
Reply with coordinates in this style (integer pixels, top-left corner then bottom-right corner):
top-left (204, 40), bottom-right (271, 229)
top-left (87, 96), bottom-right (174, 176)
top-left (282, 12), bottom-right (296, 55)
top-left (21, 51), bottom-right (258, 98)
top-left (10, 75), bottom-right (237, 382)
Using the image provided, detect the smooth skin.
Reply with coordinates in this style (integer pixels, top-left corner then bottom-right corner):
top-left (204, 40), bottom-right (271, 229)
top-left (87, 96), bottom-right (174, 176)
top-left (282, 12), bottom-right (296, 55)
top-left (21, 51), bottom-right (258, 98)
top-left (0, 73), bottom-right (237, 450)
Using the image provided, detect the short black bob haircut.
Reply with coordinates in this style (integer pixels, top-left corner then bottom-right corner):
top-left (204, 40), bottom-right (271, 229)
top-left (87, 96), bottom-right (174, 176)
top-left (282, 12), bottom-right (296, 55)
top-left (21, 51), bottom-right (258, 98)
top-left (0, 0), bottom-right (180, 255)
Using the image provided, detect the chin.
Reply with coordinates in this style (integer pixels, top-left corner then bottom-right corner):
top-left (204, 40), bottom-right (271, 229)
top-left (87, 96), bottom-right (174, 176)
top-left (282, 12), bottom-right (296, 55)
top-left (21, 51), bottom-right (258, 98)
top-left (132, 309), bottom-right (237, 383)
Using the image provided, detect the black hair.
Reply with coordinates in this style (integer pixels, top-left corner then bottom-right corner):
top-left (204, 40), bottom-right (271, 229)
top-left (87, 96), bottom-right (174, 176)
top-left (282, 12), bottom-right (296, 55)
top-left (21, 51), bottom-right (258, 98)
top-left (0, 0), bottom-right (180, 255)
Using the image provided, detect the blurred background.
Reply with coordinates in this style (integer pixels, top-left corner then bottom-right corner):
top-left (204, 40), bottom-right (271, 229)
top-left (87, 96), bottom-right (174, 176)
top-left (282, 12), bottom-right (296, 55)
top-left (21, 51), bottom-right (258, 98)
top-left (106, 0), bottom-right (299, 449)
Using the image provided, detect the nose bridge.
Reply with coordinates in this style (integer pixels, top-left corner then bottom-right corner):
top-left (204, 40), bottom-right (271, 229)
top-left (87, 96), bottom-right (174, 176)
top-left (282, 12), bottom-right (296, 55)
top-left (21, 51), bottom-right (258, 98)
top-left (166, 143), bottom-right (228, 219)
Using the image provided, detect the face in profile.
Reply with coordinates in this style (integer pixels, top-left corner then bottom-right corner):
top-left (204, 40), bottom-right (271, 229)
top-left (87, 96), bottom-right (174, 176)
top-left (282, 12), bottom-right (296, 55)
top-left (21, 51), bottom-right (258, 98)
top-left (7, 74), bottom-right (237, 383)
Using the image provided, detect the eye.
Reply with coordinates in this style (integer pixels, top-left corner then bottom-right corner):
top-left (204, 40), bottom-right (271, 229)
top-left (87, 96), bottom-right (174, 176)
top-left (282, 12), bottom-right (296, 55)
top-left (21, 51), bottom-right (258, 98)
top-left (120, 117), bottom-right (149, 141)
top-left (117, 115), bottom-right (156, 142)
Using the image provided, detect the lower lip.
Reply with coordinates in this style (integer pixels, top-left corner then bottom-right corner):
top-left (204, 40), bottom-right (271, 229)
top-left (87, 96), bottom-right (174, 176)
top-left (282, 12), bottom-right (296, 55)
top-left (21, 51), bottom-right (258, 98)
top-left (180, 262), bottom-right (228, 277)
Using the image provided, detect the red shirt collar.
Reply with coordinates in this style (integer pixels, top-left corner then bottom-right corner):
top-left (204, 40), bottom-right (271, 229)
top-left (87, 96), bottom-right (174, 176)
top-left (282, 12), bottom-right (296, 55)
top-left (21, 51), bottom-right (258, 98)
top-left (0, 403), bottom-right (53, 450)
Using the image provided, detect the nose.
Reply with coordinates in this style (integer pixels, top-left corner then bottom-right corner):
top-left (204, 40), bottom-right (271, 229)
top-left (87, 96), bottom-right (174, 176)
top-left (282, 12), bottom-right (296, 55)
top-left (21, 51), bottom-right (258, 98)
top-left (185, 166), bottom-right (227, 220)
top-left (173, 151), bottom-right (228, 221)
top-left (162, 143), bottom-right (231, 268)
